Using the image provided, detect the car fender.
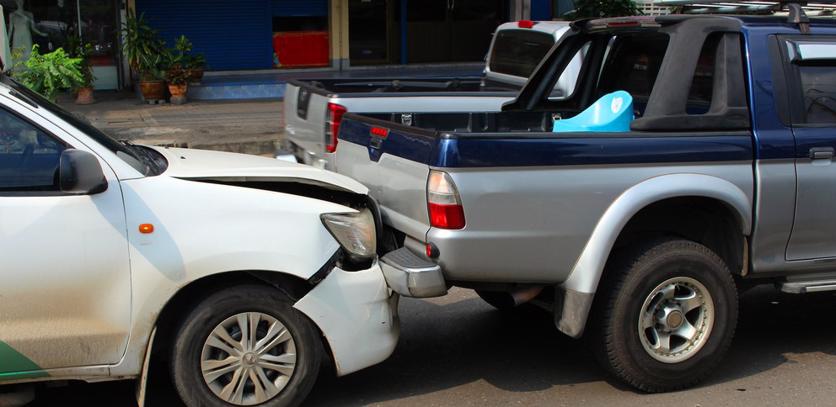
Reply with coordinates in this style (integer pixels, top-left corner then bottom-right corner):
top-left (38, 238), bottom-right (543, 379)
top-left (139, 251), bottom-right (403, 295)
top-left (556, 173), bottom-right (752, 338)
top-left (110, 175), bottom-right (349, 379)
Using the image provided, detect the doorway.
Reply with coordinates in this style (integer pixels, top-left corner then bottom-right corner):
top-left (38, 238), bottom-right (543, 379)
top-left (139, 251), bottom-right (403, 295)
top-left (399, 0), bottom-right (506, 64)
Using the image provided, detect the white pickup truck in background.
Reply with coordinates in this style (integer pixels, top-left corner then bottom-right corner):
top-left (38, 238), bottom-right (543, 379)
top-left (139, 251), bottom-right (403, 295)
top-left (283, 20), bottom-right (580, 169)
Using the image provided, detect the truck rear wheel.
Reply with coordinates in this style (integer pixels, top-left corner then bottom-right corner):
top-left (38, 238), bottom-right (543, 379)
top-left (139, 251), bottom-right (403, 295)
top-left (171, 285), bottom-right (321, 407)
top-left (592, 239), bottom-right (738, 392)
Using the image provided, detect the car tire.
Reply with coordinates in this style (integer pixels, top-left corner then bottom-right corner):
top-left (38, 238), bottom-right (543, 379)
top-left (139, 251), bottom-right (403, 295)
top-left (591, 238), bottom-right (738, 393)
top-left (475, 290), bottom-right (518, 311)
top-left (171, 284), bottom-right (322, 407)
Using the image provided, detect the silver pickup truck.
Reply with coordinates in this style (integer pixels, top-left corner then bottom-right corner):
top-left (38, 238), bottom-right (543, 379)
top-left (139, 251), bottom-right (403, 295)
top-left (334, 12), bottom-right (836, 394)
top-left (283, 20), bottom-right (580, 169)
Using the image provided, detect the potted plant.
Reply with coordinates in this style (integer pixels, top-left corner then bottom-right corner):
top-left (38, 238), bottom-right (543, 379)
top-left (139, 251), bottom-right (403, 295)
top-left (166, 64), bottom-right (190, 104)
top-left (67, 36), bottom-right (96, 104)
top-left (187, 53), bottom-right (206, 84)
top-left (164, 35), bottom-right (193, 104)
top-left (15, 45), bottom-right (85, 101)
top-left (121, 11), bottom-right (167, 101)
top-left (138, 52), bottom-right (166, 101)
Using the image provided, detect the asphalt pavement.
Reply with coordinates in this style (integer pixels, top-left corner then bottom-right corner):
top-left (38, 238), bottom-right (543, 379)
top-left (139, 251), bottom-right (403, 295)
top-left (22, 285), bottom-right (836, 407)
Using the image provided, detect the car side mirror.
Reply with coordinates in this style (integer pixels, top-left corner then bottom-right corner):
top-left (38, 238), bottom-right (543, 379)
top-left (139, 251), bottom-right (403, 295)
top-left (59, 149), bottom-right (108, 195)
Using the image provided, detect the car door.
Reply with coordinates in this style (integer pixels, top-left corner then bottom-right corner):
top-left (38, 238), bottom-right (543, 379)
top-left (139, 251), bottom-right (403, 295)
top-left (0, 101), bottom-right (131, 376)
top-left (781, 36), bottom-right (836, 261)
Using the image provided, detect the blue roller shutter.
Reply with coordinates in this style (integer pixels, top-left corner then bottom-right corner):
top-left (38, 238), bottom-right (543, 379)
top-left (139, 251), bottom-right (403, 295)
top-left (136, 0), bottom-right (273, 70)
top-left (272, 0), bottom-right (328, 17)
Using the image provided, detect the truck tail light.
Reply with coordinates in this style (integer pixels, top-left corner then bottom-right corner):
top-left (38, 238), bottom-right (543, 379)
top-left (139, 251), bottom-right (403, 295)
top-left (324, 102), bottom-right (347, 153)
top-left (518, 20), bottom-right (535, 29)
top-left (427, 170), bottom-right (465, 229)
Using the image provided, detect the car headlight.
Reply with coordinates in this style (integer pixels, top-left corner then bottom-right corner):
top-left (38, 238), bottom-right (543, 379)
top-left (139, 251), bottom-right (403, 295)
top-left (321, 208), bottom-right (377, 261)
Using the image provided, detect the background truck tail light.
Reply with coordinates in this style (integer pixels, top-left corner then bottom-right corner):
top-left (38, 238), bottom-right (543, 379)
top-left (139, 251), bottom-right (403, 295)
top-left (427, 170), bottom-right (465, 229)
top-left (324, 102), bottom-right (347, 153)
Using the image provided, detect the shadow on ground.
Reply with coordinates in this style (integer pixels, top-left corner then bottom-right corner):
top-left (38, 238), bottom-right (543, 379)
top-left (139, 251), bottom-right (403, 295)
top-left (22, 285), bottom-right (836, 406)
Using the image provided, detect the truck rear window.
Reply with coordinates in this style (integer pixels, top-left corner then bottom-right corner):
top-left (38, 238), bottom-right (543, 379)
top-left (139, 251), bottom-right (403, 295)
top-left (489, 29), bottom-right (554, 78)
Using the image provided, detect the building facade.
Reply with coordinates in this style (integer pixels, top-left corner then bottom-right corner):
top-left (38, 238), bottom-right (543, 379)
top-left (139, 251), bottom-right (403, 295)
top-left (1, 0), bottom-right (555, 90)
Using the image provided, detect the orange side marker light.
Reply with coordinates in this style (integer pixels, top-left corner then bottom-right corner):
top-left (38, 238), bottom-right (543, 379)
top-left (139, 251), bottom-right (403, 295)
top-left (139, 223), bottom-right (155, 234)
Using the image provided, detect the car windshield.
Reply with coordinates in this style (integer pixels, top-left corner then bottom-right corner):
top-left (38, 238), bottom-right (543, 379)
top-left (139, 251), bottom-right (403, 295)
top-left (1, 75), bottom-right (165, 176)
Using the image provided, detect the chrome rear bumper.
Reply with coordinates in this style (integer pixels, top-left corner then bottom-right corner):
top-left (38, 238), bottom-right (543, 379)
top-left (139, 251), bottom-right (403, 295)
top-left (380, 247), bottom-right (447, 298)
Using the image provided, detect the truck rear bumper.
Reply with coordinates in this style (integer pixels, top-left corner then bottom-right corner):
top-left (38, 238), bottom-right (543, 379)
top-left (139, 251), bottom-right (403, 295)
top-left (380, 247), bottom-right (448, 298)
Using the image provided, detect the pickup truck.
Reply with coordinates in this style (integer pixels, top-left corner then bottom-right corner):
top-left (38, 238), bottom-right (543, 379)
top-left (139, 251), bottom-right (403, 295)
top-left (334, 10), bottom-right (836, 393)
top-left (283, 20), bottom-right (581, 169)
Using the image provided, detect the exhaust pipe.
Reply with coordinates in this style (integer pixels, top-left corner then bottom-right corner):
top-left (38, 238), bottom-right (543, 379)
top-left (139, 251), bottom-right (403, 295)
top-left (511, 286), bottom-right (544, 306)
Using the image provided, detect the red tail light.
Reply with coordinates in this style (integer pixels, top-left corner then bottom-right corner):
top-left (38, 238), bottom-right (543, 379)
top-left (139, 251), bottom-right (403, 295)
top-left (518, 20), bottom-right (535, 29)
top-left (325, 103), bottom-right (347, 153)
top-left (427, 170), bottom-right (465, 229)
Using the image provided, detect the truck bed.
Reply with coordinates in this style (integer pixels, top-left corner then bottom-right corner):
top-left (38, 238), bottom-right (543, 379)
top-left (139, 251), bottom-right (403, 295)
top-left (337, 111), bottom-right (753, 168)
top-left (287, 77), bottom-right (523, 98)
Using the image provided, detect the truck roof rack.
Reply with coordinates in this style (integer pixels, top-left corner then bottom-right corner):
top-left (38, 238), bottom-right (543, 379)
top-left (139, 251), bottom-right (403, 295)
top-left (655, 1), bottom-right (834, 32)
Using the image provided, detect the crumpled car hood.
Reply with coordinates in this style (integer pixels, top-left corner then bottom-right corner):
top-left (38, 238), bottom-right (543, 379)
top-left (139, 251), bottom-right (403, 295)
top-left (151, 147), bottom-right (368, 194)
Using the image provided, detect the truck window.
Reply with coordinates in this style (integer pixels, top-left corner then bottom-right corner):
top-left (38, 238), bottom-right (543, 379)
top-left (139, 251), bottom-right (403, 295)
top-left (797, 65), bottom-right (836, 124)
top-left (597, 33), bottom-right (670, 114)
top-left (489, 29), bottom-right (555, 78)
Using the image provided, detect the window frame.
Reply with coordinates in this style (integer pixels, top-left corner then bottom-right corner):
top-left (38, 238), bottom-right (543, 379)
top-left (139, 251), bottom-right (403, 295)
top-left (0, 104), bottom-right (74, 196)
top-left (778, 35), bottom-right (836, 128)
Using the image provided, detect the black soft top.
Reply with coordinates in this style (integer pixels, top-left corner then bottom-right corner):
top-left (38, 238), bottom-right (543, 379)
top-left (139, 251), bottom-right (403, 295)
top-left (504, 15), bottom-right (751, 131)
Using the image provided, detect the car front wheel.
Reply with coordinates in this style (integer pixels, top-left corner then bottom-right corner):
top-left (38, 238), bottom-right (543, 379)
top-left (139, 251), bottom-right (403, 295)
top-left (171, 284), bottom-right (321, 407)
top-left (592, 238), bottom-right (738, 392)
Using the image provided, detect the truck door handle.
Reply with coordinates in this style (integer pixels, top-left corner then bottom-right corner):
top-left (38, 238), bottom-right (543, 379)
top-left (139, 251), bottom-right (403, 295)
top-left (810, 147), bottom-right (835, 160)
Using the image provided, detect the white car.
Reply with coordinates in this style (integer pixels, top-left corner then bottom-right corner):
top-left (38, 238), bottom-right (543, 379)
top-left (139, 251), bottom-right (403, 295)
top-left (0, 76), bottom-right (399, 407)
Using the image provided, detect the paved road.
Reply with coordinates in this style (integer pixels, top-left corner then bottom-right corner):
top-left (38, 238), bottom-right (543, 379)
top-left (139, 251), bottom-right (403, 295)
top-left (23, 286), bottom-right (836, 407)
top-left (60, 93), bottom-right (284, 156)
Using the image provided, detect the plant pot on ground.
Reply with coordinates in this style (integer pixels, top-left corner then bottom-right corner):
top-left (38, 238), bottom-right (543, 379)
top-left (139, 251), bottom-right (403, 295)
top-left (75, 86), bottom-right (95, 105)
top-left (68, 39), bottom-right (96, 105)
top-left (139, 78), bottom-right (166, 101)
top-left (166, 64), bottom-right (190, 104)
top-left (122, 11), bottom-right (168, 102)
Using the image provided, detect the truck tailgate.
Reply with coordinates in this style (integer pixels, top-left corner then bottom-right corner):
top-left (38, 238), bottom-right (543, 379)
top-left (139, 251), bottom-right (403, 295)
top-left (334, 114), bottom-right (435, 242)
top-left (284, 82), bottom-right (330, 165)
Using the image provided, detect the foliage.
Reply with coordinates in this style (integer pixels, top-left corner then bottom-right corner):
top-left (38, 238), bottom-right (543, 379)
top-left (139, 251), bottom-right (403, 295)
top-left (15, 45), bottom-right (85, 100)
top-left (66, 35), bottom-right (96, 88)
top-left (164, 35), bottom-right (204, 84)
top-left (567, 0), bottom-right (640, 19)
top-left (187, 53), bottom-right (207, 71)
top-left (121, 11), bottom-right (166, 80)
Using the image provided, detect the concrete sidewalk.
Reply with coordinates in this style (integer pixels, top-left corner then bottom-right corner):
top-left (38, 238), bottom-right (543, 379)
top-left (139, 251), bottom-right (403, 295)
top-left (59, 91), bottom-right (284, 156)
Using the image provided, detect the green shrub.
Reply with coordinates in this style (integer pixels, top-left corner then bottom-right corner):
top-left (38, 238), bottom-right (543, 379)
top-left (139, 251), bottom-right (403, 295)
top-left (16, 45), bottom-right (85, 101)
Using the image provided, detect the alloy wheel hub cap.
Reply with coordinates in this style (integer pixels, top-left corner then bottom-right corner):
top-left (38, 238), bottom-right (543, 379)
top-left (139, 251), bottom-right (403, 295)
top-left (200, 312), bottom-right (297, 406)
top-left (638, 277), bottom-right (715, 363)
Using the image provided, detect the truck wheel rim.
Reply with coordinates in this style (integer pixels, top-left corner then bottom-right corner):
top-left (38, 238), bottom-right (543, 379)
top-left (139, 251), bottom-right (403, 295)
top-left (200, 312), bottom-right (297, 405)
top-left (638, 277), bottom-right (715, 364)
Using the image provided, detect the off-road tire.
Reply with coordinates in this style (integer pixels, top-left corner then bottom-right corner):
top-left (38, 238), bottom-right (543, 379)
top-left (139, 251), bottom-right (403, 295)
top-left (591, 238), bottom-right (738, 393)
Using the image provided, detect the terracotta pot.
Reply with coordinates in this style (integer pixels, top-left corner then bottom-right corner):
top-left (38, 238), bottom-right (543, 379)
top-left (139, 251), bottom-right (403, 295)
top-left (75, 87), bottom-right (95, 105)
top-left (139, 80), bottom-right (166, 101)
top-left (188, 68), bottom-right (204, 84)
top-left (168, 83), bottom-right (188, 97)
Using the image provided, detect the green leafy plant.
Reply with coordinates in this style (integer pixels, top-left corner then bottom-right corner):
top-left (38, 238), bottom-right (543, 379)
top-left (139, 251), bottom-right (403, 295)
top-left (121, 11), bottom-right (166, 81)
top-left (15, 45), bottom-right (85, 100)
top-left (568, 0), bottom-right (640, 18)
top-left (66, 35), bottom-right (96, 89)
top-left (186, 53), bottom-right (206, 71)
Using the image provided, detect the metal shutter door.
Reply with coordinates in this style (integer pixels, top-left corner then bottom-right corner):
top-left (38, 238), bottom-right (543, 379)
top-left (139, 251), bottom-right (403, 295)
top-left (271, 0), bottom-right (328, 16)
top-left (136, 0), bottom-right (273, 70)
